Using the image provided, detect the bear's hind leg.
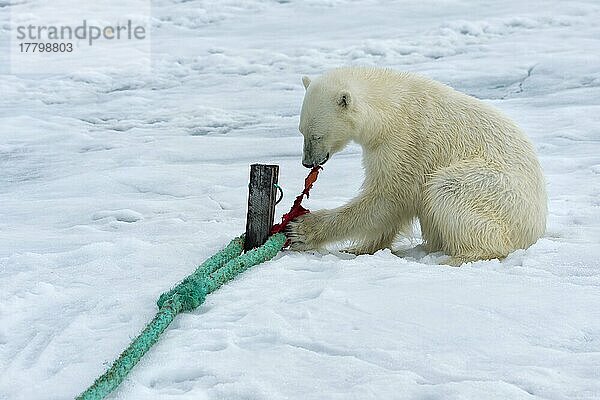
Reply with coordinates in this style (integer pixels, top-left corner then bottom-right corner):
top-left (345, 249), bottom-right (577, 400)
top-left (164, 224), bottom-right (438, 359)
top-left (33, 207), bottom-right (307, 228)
top-left (419, 219), bottom-right (443, 253)
top-left (421, 160), bottom-right (515, 264)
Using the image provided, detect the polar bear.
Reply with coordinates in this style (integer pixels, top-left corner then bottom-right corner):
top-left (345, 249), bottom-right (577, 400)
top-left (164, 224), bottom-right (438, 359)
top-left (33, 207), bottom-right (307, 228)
top-left (287, 67), bottom-right (547, 265)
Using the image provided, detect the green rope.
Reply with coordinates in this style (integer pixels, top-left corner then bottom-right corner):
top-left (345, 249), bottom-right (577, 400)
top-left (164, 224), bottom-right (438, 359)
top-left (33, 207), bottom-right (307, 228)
top-left (156, 235), bottom-right (246, 311)
top-left (77, 233), bottom-right (286, 400)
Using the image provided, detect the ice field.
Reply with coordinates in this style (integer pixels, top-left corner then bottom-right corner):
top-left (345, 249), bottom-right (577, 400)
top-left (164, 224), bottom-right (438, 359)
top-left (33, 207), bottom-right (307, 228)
top-left (1, 1), bottom-right (599, 399)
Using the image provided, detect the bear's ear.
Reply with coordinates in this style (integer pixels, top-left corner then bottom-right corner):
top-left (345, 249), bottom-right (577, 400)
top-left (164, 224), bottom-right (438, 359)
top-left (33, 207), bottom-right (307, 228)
top-left (337, 90), bottom-right (352, 108)
top-left (302, 76), bottom-right (311, 90)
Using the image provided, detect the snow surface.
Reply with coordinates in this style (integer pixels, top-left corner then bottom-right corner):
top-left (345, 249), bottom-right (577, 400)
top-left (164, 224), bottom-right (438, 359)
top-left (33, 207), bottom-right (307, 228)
top-left (1, 1), bottom-right (600, 399)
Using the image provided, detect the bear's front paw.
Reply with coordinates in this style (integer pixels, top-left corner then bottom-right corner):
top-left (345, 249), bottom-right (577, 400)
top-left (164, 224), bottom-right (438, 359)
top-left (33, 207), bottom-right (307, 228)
top-left (341, 245), bottom-right (368, 256)
top-left (285, 212), bottom-right (327, 251)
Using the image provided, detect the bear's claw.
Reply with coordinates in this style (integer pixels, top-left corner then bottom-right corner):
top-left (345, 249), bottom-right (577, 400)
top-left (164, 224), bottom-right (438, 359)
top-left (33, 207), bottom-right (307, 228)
top-left (285, 213), bottom-right (324, 251)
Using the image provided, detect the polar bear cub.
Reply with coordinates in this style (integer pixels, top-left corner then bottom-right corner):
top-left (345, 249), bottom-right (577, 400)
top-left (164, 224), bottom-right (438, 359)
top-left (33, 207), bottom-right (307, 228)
top-left (287, 67), bottom-right (547, 265)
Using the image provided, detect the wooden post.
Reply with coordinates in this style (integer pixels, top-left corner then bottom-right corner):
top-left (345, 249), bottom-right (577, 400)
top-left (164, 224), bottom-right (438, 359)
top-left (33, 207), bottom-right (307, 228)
top-left (244, 164), bottom-right (279, 251)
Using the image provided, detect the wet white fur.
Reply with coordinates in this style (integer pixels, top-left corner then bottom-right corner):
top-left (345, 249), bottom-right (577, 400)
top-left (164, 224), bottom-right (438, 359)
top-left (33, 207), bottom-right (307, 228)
top-left (288, 67), bottom-right (547, 265)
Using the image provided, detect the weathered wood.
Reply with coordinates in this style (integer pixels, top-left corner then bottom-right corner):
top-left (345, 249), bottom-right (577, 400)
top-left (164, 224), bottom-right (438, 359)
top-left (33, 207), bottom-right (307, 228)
top-left (244, 164), bottom-right (279, 251)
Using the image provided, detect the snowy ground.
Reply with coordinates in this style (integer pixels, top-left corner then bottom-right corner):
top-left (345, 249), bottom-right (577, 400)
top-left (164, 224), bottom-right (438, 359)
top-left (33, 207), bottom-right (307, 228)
top-left (1, 0), bottom-right (600, 399)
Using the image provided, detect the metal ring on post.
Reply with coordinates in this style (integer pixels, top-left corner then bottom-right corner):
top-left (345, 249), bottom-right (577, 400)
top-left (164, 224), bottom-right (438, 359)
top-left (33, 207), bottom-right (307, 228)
top-left (274, 184), bottom-right (284, 205)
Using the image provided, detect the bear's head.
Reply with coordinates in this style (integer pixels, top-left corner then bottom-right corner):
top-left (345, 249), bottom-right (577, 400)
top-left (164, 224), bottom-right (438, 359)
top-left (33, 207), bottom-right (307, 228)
top-left (298, 74), bottom-right (357, 168)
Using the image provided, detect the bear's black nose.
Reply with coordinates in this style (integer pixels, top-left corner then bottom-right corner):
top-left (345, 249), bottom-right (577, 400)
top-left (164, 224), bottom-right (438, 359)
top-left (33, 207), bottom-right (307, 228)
top-left (302, 162), bottom-right (313, 169)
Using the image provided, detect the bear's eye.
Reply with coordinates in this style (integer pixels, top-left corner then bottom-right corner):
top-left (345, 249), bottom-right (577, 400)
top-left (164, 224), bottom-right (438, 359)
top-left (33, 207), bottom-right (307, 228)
top-left (313, 136), bottom-right (323, 141)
